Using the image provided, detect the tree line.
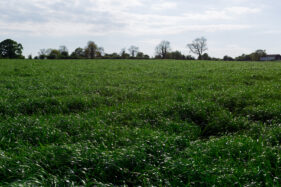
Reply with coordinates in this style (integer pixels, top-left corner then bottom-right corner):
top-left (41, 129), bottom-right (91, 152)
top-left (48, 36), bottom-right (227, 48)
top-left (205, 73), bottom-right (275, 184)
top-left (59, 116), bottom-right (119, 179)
top-left (0, 38), bottom-right (269, 61)
top-left (35, 41), bottom-right (150, 60)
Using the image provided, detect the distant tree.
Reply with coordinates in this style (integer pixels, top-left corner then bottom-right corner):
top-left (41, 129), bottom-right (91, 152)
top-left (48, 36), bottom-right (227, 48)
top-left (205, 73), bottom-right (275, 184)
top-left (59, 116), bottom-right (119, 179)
top-left (0, 39), bottom-right (23, 58)
top-left (234, 50), bottom-right (266, 61)
top-left (128, 46), bottom-right (139, 58)
top-left (47, 49), bottom-right (60, 59)
top-left (167, 51), bottom-right (185, 60)
top-left (154, 55), bottom-right (162, 59)
top-left (211, 57), bottom-right (221, 61)
top-left (136, 52), bottom-right (144, 59)
top-left (187, 37), bottom-right (208, 60)
top-left (120, 48), bottom-right (130, 59)
top-left (71, 47), bottom-right (84, 59)
top-left (223, 55), bottom-right (234, 61)
top-left (85, 41), bottom-right (98, 59)
top-left (235, 54), bottom-right (251, 61)
top-left (28, 54), bottom-right (33, 59)
top-left (186, 55), bottom-right (195, 60)
top-left (136, 52), bottom-right (150, 59)
top-left (59, 45), bottom-right (68, 53)
top-left (59, 46), bottom-right (69, 59)
top-left (96, 47), bottom-right (104, 58)
top-left (46, 49), bottom-right (52, 56)
top-left (38, 49), bottom-right (48, 59)
top-left (113, 53), bottom-right (121, 59)
top-left (104, 53), bottom-right (121, 59)
top-left (144, 54), bottom-right (150, 59)
top-left (201, 53), bottom-right (211, 60)
top-left (155, 41), bottom-right (171, 59)
top-left (250, 49), bottom-right (266, 61)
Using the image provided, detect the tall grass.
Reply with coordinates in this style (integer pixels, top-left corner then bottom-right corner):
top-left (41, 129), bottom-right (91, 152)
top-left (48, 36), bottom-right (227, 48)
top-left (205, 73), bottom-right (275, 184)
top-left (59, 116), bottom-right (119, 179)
top-left (0, 59), bottom-right (280, 185)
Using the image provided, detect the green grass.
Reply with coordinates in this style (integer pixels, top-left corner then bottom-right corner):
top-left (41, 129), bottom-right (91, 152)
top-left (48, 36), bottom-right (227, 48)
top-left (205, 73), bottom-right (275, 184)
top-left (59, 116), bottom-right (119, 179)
top-left (0, 59), bottom-right (280, 186)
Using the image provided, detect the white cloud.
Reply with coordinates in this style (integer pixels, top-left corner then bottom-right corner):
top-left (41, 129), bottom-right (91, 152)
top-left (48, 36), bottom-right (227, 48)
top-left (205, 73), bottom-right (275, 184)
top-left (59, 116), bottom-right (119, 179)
top-left (183, 6), bottom-right (260, 21)
top-left (225, 6), bottom-right (260, 15)
top-left (1, 0), bottom-right (279, 58)
top-left (123, 24), bottom-right (252, 36)
top-left (150, 1), bottom-right (178, 11)
top-left (262, 30), bottom-right (281, 35)
top-left (0, 0), bottom-right (261, 36)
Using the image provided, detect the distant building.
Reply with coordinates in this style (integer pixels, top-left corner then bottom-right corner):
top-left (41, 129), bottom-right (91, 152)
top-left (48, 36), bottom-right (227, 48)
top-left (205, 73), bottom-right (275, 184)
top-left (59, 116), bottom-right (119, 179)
top-left (260, 54), bottom-right (281, 61)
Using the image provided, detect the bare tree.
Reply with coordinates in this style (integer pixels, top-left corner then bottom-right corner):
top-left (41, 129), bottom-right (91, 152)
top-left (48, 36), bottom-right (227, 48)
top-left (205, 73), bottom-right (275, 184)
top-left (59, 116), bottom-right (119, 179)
top-left (128, 45), bottom-right (139, 57)
top-left (38, 49), bottom-right (48, 59)
top-left (155, 41), bottom-right (171, 59)
top-left (120, 48), bottom-right (130, 59)
top-left (46, 48), bottom-right (52, 56)
top-left (97, 47), bottom-right (104, 57)
top-left (38, 49), bottom-right (47, 56)
top-left (187, 37), bottom-right (207, 60)
top-left (120, 48), bottom-right (126, 55)
top-left (59, 45), bottom-right (68, 53)
top-left (59, 45), bottom-right (69, 58)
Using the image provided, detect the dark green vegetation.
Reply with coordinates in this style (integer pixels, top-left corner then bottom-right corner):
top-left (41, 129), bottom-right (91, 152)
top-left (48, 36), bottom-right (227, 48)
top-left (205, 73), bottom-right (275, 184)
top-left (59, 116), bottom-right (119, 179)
top-left (0, 39), bottom-right (24, 59)
top-left (0, 59), bottom-right (280, 186)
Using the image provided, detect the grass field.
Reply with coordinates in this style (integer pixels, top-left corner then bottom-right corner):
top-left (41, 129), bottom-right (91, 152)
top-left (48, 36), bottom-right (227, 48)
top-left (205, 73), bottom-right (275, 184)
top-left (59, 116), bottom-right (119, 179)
top-left (0, 59), bottom-right (280, 186)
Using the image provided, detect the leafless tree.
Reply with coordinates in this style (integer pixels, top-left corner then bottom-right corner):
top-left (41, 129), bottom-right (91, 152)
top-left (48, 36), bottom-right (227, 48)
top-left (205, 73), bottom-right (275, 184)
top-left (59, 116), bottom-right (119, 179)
top-left (187, 37), bottom-right (207, 60)
top-left (59, 45), bottom-right (68, 53)
top-left (97, 47), bottom-right (104, 57)
top-left (128, 45), bottom-right (139, 57)
top-left (38, 49), bottom-right (49, 59)
top-left (155, 41), bottom-right (171, 59)
top-left (120, 48), bottom-right (126, 55)
top-left (120, 48), bottom-right (130, 59)
top-left (46, 48), bottom-right (52, 56)
top-left (38, 49), bottom-right (47, 56)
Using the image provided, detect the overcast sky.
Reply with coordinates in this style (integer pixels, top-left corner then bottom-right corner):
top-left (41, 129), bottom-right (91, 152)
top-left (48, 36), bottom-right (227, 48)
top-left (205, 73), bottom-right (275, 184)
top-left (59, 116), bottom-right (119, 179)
top-left (0, 0), bottom-right (280, 58)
